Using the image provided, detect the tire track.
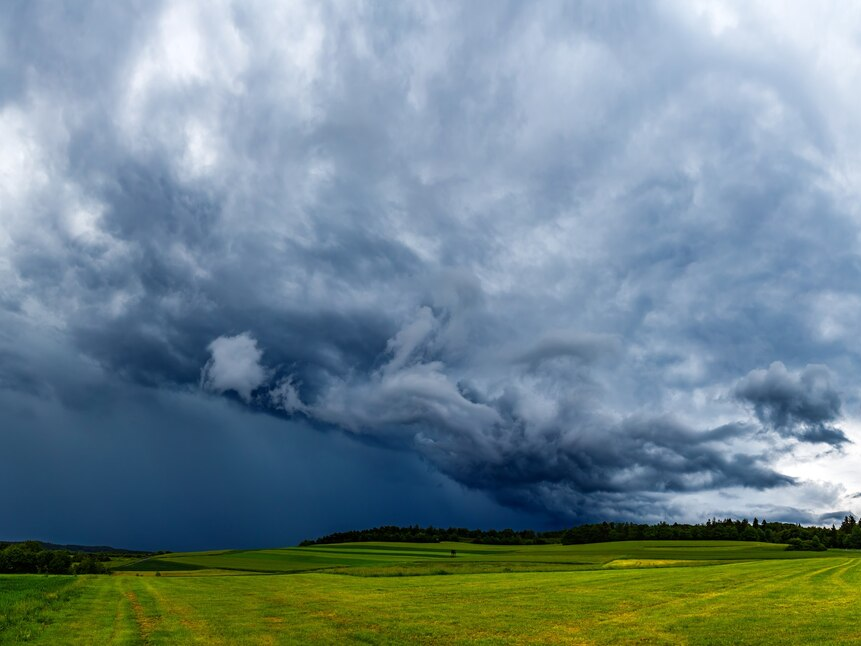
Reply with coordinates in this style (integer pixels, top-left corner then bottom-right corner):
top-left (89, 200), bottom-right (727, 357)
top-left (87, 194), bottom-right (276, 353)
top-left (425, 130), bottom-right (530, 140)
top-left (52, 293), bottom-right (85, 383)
top-left (124, 588), bottom-right (158, 644)
top-left (141, 579), bottom-right (227, 645)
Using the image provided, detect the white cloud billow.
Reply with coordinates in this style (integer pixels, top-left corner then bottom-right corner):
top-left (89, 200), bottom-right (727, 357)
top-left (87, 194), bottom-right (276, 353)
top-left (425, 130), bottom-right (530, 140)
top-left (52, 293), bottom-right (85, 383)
top-left (201, 333), bottom-right (268, 402)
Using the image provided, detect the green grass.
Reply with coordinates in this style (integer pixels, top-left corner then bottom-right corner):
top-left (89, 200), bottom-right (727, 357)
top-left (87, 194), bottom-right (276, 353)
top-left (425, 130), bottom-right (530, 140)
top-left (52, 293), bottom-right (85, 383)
top-left (114, 558), bottom-right (210, 572)
top-left (5, 541), bottom-right (861, 644)
top-left (103, 557), bottom-right (143, 569)
top-left (114, 540), bottom-right (844, 576)
top-left (0, 576), bottom-right (83, 643)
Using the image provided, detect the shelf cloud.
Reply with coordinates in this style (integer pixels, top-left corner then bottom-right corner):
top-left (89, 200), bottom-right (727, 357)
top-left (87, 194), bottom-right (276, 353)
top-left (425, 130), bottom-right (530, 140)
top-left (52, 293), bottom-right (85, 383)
top-left (3, 0), bottom-right (861, 545)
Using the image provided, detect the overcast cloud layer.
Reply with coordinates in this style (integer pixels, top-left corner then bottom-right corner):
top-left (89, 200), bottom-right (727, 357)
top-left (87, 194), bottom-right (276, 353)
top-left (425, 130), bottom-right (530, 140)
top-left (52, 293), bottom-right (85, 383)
top-left (4, 1), bottom-right (861, 548)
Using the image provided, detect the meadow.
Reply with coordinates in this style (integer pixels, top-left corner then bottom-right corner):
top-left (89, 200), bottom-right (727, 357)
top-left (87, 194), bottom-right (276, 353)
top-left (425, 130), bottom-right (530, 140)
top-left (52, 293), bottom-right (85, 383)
top-left (3, 540), bottom-right (861, 644)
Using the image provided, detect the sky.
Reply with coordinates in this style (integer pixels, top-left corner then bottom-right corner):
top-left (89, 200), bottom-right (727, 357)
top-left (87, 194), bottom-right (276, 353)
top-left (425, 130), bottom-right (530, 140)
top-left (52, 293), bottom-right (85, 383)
top-left (3, 1), bottom-right (861, 551)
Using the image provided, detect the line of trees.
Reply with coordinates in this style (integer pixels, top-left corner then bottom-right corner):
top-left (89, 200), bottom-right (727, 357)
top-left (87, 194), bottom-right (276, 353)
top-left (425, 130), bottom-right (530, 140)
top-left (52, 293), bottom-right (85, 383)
top-left (559, 517), bottom-right (861, 551)
top-left (299, 525), bottom-right (563, 546)
top-left (0, 541), bottom-right (108, 574)
top-left (300, 516), bottom-right (861, 551)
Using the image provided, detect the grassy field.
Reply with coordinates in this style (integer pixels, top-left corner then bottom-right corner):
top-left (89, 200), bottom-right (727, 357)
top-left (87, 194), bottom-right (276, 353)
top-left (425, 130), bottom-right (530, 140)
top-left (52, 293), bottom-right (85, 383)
top-left (3, 541), bottom-right (861, 644)
top-left (113, 540), bottom-right (847, 575)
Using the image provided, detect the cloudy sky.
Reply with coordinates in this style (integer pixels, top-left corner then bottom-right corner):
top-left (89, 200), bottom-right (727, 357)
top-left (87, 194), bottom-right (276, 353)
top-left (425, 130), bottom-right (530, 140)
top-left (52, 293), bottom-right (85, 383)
top-left (4, 1), bottom-right (861, 550)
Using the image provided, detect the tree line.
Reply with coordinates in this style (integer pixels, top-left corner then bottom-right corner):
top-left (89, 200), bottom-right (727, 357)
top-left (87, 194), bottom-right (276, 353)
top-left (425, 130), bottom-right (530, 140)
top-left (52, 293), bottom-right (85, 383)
top-left (300, 516), bottom-right (861, 551)
top-left (559, 517), bottom-right (861, 551)
top-left (0, 541), bottom-right (112, 574)
top-left (299, 525), bottom-right (563, 546)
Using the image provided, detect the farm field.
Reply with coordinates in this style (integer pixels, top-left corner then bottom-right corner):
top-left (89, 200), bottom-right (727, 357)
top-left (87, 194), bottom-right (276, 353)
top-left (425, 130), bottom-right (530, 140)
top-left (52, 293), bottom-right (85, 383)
top-left (111, 539), bottom-right (851, 575)
top-left (3, 541), bottom-right (861, 644)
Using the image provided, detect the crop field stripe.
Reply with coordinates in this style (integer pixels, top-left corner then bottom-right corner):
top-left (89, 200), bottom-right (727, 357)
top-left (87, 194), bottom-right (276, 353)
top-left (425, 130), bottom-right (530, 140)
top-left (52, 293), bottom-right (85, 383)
top-left (598, 558), bottom-right (861, 643)
top-left (109, 582), bottom-right (139, 645)
top-left (141, 578), bottom-right (226, 645)
top-left (124, 588), bottom-right (156, 643)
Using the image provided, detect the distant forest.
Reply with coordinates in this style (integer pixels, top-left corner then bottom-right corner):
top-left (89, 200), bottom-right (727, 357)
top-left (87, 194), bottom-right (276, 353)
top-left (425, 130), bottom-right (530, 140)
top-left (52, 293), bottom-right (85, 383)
top-left (0, 541), bottom-right (150, 575)
top-left (301, 516), bottom-right (861, 552)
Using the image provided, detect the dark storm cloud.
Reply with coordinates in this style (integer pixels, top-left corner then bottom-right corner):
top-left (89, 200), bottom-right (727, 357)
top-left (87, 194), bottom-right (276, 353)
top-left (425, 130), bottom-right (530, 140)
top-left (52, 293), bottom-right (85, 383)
top-left (816, 511), bottom-right (854, 525)
top-left (514, 332), bottom-right (622, 370)
top-left (0, 373), bottom-right (538, 551)
top-left (3, 0), bottom-right (861, 541)
top-left (197, 304), bottom-right (797, 519)
top-left (733, 362), bottom-right (849, 447)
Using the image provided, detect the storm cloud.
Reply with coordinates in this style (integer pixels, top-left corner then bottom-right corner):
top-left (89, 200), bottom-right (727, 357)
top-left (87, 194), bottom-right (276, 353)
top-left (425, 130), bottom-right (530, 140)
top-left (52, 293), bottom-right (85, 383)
top-left (3, 0), bottom-right (861, 545)
top-left (207, 306), bottom-right (799, 520)
top-left (734, 362), bottom-right (849, 447)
